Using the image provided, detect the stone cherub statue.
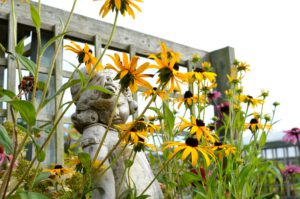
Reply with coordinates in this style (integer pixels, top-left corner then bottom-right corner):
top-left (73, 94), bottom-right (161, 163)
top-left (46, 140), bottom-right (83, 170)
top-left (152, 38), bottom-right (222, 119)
top-left (70, 68), bottom-right (163, 199)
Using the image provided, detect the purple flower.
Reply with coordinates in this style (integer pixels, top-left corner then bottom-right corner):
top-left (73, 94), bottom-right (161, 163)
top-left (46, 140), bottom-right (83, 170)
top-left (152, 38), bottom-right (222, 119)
top-left (283, 127), bottom-right (300, 144)
top-left (0, 145), bottom-right (13, 168)
top-left (281, 164), bottom-right (300, 176)
top-left (216, 101), bottom-right (230, 115)
top-left (207, 91), bottom-right (221, 101)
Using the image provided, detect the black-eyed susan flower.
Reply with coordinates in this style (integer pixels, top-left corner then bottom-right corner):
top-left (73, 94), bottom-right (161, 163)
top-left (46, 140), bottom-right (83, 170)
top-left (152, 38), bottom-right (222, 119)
top-left (237, 61), bottom-right (250, 72)
top-left (149, 42), bottom-right (187, 93)
top-left (176, 91), bottom-right (198, 109)
top-left (187, 67), bottom-right (216, 83)
top-left (201, 61), bottom-right (212, 71)
top-left (106, 53), bottom-right (153, 93)
top-left (212, 142), bottom-right (236, 157)
top-left (142, 87), bottom-right (168, 100)
top-left (243, 114), bottom-right (271, 133)
top-left (163, 137), bottom-right (215, 167)
top-left (64, 41), bottom-right (103, 74)
top-left (239, 95), bottom-right (264, 108)
top-left (98, 0), bottom-right (143, 19)
top-left (45, 165), bottom-right (75, 182)
top-left (179, 116), bottom-right (217, 142)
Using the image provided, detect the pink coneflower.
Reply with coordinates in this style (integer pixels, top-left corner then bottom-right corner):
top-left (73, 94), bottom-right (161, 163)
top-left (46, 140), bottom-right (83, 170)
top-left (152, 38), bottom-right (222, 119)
top-left (283, 127), bottom-right (300, 144)
top-left (281, 164), bottom-right (300, 176)
top-left (216, 101), bottom-right (230, 115)
top-left (207, 91), bottom-right (221, 101)
top-left (0, 145), bottom-right (13, 169)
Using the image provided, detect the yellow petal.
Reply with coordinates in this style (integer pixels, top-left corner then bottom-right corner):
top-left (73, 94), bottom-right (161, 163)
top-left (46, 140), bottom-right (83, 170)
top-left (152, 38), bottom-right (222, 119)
top-left (181, 147), bottom-right (191, 161)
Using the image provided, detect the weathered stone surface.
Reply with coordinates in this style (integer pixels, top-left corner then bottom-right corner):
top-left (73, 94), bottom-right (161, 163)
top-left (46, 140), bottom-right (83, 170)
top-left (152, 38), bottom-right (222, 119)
top-left (71, 69), bottom-right (163, 199)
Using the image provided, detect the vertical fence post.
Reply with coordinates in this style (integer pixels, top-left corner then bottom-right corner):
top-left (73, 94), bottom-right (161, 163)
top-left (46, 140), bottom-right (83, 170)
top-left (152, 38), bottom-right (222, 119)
top-left (54, 25), bottom-right (64, 164)
top-left (129, 45), bottom-right (138, 119)
top-left (7, 12), bottom-right (16, 121)
top-left (94, 34), bottom-right (102, 59)
top-left (209, 47), bottom-right (235, 100)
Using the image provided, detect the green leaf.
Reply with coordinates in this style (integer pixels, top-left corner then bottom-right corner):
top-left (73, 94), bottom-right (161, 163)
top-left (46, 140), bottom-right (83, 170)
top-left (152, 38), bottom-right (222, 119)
top-left (78, 152), bottom-right (91, 170)
top-left (30, 4), bottom-right (40, 28)
top-left (32, 172), bottom-right (51, 187)
top-left (36, 146), bottom-right (46, 162)
top-left (259, 131), bottom-right (267, 147)
top-left (19, 191), bottom-right (49, 199)
top-left (88, 85), bottom-right (114, 95)
top-left (41, 79), bottom-right (81, 109)
top-left (15, 36), bottom-right (27, 55)
top-left (0, 124), bottom-right (13, 154)
top-left (125, 159), bottom-right (133, 168)
top-left (40, 32), bottom-right (68, 56)
top-left (163, 101), bottom-right (175, 137)
top-left (0, 88), bottom-right (16, 99)
top-left (9, 100), bottom-right (36, 127)
top-left (16, 53), bottom-right (37, 76)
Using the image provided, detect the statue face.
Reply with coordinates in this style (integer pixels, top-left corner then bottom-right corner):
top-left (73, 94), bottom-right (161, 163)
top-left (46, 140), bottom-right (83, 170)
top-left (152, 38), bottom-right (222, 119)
top-left (113, 94), bottom-right (130, 124)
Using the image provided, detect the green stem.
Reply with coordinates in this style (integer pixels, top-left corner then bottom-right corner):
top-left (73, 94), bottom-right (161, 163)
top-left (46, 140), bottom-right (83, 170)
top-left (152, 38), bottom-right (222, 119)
top-left (88, 11), bottom-right (118, 77)
top-left (92, 90), bottom-right (122, 163)
top-left (115, 149), bottom-right (134, 198)
top-left (139, 155), bottom-right (174, 196)
top-left (11, 0), bottom-right (22, 83)
top-left (37, 0), bottom-right (77, 113)
top-left (6, 82), bottom-right (85, 197)
top-left (0, 107), bottom-right (18, 198)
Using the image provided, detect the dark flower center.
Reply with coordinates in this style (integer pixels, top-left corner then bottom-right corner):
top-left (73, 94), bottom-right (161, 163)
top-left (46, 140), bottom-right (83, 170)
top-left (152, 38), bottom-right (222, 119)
top-left (153, 87), bottom-right (157, 91)
top-left (291, 128), bottom-right (300, 135)
top-left (214, 142), bottom-right (223, 146)
top-left (184, 91), bottom-right (193, 99)
top-left (196, 119), bottom-right (205, 127)
top-left (0, 145), bottom-right (3, 154)
top-left (194, 68), bottom-right (204, 73)
top-left (220, 106), bottom-right (229, 114)
top-left (77, 52), bottom-right (85, 63)
top-left (250, 118), bottom-right (258, 124)
top-left (247, 95), bottom-right (253, 99)
top-left (185, 137), bottom-right (199, 147)
top-left (130, 127), bottom-right (138, 132)
top-left (288, 169), bottom-right (294, 174)
top-left (54, 165), bottom-right (63, 169)
top-left (173, 63), bottom-right (179, 71)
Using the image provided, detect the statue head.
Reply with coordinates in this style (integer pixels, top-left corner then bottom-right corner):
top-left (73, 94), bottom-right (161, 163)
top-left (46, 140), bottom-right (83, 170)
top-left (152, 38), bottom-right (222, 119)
top-left (70, 68), bottom-right (138, 133)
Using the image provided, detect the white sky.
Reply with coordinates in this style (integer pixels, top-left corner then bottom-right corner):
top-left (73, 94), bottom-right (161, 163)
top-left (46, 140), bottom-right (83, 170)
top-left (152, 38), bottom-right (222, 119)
top-left (35, 0), bottom-right (300, 141)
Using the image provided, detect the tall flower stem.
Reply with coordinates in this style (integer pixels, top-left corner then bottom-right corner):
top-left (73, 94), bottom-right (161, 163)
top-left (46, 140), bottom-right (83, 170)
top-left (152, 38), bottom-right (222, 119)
top-left (88, 11), bottom-right (118, 77)
top-left (37, 0), bottom-right (77, 114)
top-left (11, 0), bottom-right (22, 83)
top-left (139, 155), bottom-right (174, 196)
top-left (31, 0), bottom-right (42, 105)
top-left (92, 90), bottom-right (122, 164)
top-left (0, 107), bottom-right (18, 199)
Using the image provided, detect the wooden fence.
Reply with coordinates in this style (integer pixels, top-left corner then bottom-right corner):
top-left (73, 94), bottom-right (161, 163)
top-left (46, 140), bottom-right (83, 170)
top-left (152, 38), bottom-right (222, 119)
top-left (0, 1), bottom-right (234, 165)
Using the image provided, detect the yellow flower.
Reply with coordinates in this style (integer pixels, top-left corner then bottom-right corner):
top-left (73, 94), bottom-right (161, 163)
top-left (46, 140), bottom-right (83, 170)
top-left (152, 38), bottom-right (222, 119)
top-left (64, 41), bottom-right (103, 74)
top-left (244, 117), bottom-right (272, 133)
top-left (187, 67), bottom-right (216, 83)
top-left (239, 95), bottom-right (264, 108)
top-left (99, 0), bottom-right (143, 19)
top-left (237, 61), bottom-right (250, 72)
top-left (142, 87), bottom-right (169, 100)
top-left (212, 142), bottom-right (236, 157)
top-left (149, 42), bottom-right (187, 93)
top-left (179, 116), bottom-right (217, 142)
top-left (163, 137), bottom-right (215, 167)
top-left (176, 91), bottom-right (198, 109)
top-left (227, 67), bottom-right (241, 84)
top-left (106, 53), bottom-right (153, 93)
top-left (201, 61), bottom-right (212, 71)
top-left (44, 165), bottom-right (75, 182)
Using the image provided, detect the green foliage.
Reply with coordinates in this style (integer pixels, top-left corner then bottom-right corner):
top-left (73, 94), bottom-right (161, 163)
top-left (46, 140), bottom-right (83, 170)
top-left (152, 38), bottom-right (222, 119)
top-left (15, 53), bottom-right (37, 77)
top-left (0, 124), bottom-right (13, 154)
top-left (30, 4), bottom-right (40, 28)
